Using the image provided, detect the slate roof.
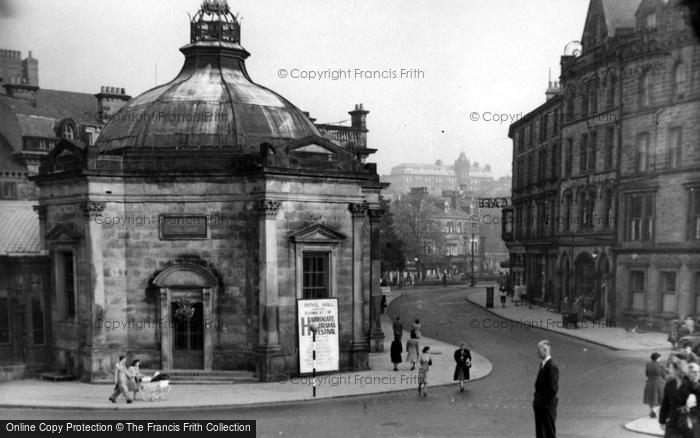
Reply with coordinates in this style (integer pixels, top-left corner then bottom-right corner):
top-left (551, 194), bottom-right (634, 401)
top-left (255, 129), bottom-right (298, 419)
top-left (0, 202), bottom-right (43, 256)
top-left (0, 88), bottom-right (100, 153)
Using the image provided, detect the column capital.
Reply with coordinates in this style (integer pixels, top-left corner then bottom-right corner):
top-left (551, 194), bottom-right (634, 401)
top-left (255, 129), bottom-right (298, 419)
top-left (255, 199), bottom-right (281, 219)
top-left (33, 204), bottom-right (47, 220)
top-left (349, 202), bottom-right (369, 219)
top-left (368, 208), bottom-right (384, 223)
top-left (80, 200), bottom-right (105, 219)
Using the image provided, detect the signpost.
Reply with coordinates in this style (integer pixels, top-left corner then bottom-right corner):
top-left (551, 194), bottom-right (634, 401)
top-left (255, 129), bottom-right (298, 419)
top-left (297, 299), bottom-right (339, 378)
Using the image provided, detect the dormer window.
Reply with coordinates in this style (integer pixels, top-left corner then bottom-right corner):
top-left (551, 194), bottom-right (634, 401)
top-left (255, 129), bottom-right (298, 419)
top-left (645, 13), bottom-right (657, 29)
top-left (58, 118), bottom-right (77, 141)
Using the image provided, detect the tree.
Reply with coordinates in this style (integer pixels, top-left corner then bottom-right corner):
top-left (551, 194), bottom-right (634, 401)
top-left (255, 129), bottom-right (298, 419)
top-left (390, 190), bottom-right (446, 261)
top-left (378, 198), bottom-right (404, 273)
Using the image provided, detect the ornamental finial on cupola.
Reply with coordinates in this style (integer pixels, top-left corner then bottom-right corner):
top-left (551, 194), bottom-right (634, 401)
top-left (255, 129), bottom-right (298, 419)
top-left (190, 0), bottom-right (241, 43)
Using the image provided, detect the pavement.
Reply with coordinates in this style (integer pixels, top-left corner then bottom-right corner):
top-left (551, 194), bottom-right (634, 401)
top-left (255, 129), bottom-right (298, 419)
top-left (465, 286), bottom-right (669, 437)
top-left (0, 292), bottom-right (492, 410)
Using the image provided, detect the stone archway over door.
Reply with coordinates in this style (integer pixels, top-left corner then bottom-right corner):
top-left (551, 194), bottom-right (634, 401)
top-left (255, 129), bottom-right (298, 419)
top-left (153, 263), bottom-right (218, 370)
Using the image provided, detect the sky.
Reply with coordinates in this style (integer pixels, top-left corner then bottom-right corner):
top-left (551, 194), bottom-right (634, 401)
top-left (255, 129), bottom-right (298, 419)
top-left (0, 0), bottom-right (590, 177)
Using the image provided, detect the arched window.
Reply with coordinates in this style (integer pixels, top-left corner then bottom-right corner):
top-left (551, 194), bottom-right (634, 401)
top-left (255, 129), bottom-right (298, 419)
top-left (638, 70), bottom-right (651, 107)
top-left (581, 82), bottom-right (589, 117)
top-left (672, 61), bottom-right (687, 98)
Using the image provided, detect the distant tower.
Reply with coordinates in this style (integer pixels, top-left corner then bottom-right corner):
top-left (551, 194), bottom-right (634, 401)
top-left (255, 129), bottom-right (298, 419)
top-left (454, 152), bottom-right (470, 190)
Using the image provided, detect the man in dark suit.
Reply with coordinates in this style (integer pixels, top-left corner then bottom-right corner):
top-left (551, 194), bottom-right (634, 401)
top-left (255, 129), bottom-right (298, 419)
top-left (534, 340), bottom-right (559, 438)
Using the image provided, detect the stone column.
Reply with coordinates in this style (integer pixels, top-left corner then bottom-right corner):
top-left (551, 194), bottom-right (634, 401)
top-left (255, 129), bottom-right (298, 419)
top-left (368, 208), bottom-right (385, 352)
top-left (80, 200), bottom-right (105, 381)
top-left (203, 288), bottom-right (213, 371)
top-left (160, 289), bottom-right (172, 369)
top-left (254, 199), bottom-right (285, 381)
top-left (349, 203), bottom-right (369, 370)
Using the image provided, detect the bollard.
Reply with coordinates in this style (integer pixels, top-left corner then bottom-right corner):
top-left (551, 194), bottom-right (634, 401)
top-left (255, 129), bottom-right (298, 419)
top-left (486, 286), bottom-right (494, 308)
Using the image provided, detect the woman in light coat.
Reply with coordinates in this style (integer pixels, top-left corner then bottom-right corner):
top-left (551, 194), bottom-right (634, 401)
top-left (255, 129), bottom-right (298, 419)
top-left (417, 346), bottom-right (432, 397)
top-left (405, 330), bottom-right (420, 371)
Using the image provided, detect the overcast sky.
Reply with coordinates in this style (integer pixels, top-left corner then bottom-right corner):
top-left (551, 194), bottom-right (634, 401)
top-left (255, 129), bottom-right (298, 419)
top-left (0, 0), bottom-right (589, 177)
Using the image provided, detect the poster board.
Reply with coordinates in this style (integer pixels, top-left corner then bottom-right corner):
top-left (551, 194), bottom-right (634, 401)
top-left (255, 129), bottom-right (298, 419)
top-left (297, 298), bottom-right (339, 374)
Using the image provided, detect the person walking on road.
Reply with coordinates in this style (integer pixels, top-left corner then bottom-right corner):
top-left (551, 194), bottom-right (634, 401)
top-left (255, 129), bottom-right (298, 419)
top-left (533, 340), bottom-right (558, 438)
top-left (412, 319), bottom-right (422, 338)
top-left (406, 330), bottom-right (420, 371)
top-left (453, 342), bottom-right (472, 392)
top-left (390, 336), bottom-right (403, 371)
top-left (108, 355), bottom-right (133, 404)
top-left (645, 352), bottom-right (667, 418)
top-left (393, 316), bottom-right (404, 340)
top-left (417, 346), bottom-right (432, 397)
top-left (659, 359), bottom-right (691, 438)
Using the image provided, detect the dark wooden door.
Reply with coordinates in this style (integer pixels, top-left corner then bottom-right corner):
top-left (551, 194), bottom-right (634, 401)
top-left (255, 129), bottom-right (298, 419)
top-left (172, 302), bottom-right (204, 369)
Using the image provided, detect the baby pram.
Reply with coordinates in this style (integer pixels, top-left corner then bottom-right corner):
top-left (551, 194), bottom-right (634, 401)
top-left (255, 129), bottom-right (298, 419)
top-left (135, 372), bottom-right (170, 401)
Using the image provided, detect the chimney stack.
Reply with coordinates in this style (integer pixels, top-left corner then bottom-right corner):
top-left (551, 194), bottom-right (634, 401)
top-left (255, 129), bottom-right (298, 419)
top-left (95, 85), bottom-right (131, 122)
top-left (348, 103), bottom-right (369, 148)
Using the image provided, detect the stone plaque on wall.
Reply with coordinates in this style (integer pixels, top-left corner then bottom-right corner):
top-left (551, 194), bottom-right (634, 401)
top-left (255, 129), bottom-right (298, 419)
top-left (159, 215), bottom-right (208, 239)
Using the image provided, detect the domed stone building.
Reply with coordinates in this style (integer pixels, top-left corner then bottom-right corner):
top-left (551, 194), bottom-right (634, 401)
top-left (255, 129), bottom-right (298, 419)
top-left (33, 1), bottom-right (384, 381)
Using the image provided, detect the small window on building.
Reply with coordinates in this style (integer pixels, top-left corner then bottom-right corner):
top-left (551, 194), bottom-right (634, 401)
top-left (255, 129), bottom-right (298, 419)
top-left (691, 188), bottom-right (700, 240)
top-left (627, 193), bottom-right (654, 242)
top-left (639, 71), bottom-right (651, 108)
top-left (646, 13), bottom-right (657, 29)
top-left (607, 74), bottom-right (617, 109)
top-left (62, 123), bottom-right (74, 140)
top-left (673, 62), bottom-right (687, 98)
top-left (660, 271), bottom-right (677, 314)
top-left (579, 134), bottom-right (588, 173)
top-left (636, 133), bottom-right (650, 173)
top-left (605, 127), bottom-right (615, 169)
top-left (32, 298), bottom-right (44, 345)
top-left (57, 252), bottom-right (76, 318)
top-left (302, 252), bottom-right (329, 299)
top-left (564, 193), bottom-right (573, 232)
top-left (0, 297), bottom-right (8, 343)
top-left (589, 131), bottom-right (597, 171)
top-left (695, 272), bottom-right (700, 315)
top-left (630, 271), bottom-right (646, 311)
top-left (565, 138), bottom-right (573, 177)
top-left (668, 128), bottom-right (682, 169)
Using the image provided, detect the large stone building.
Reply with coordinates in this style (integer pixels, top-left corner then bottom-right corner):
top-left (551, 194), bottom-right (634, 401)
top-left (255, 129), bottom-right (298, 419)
top-left (505, 0), bottom-right (700, 327)
top-left (4, 1), bottom-right (383, 382)
top-left (381, 153), bottom-right (500, 199)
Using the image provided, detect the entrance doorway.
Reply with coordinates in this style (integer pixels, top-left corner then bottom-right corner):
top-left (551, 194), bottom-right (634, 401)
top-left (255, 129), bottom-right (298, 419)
top-left (171, 301), bottom-right (204, 369)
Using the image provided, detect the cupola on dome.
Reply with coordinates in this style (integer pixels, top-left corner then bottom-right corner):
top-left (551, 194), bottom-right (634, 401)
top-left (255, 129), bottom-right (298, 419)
top-left (96, 0), bottom-right (319, 153)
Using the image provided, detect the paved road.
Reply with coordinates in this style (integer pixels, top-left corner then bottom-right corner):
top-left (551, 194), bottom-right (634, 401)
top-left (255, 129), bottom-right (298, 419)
top-left (0, 287), bottom-right (652, 437)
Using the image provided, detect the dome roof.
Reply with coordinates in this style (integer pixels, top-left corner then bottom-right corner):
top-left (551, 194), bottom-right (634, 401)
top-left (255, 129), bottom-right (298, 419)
top-left (96, 2), bottom-right (319, 154)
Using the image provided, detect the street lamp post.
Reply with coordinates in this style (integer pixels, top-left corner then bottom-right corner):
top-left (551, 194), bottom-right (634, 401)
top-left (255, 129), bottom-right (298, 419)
top-left (470, 222), bottom-right (477, 287)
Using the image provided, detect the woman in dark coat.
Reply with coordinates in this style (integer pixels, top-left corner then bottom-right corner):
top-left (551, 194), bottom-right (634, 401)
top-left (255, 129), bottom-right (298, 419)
top-left (645, 352), bottom-right (667, 418)
top-left (659, 359), bottom-right (691, 438)
top-left (390, 337), bottom-right (403, 371)
top-left (453, 342), bottom-right (472, 392)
